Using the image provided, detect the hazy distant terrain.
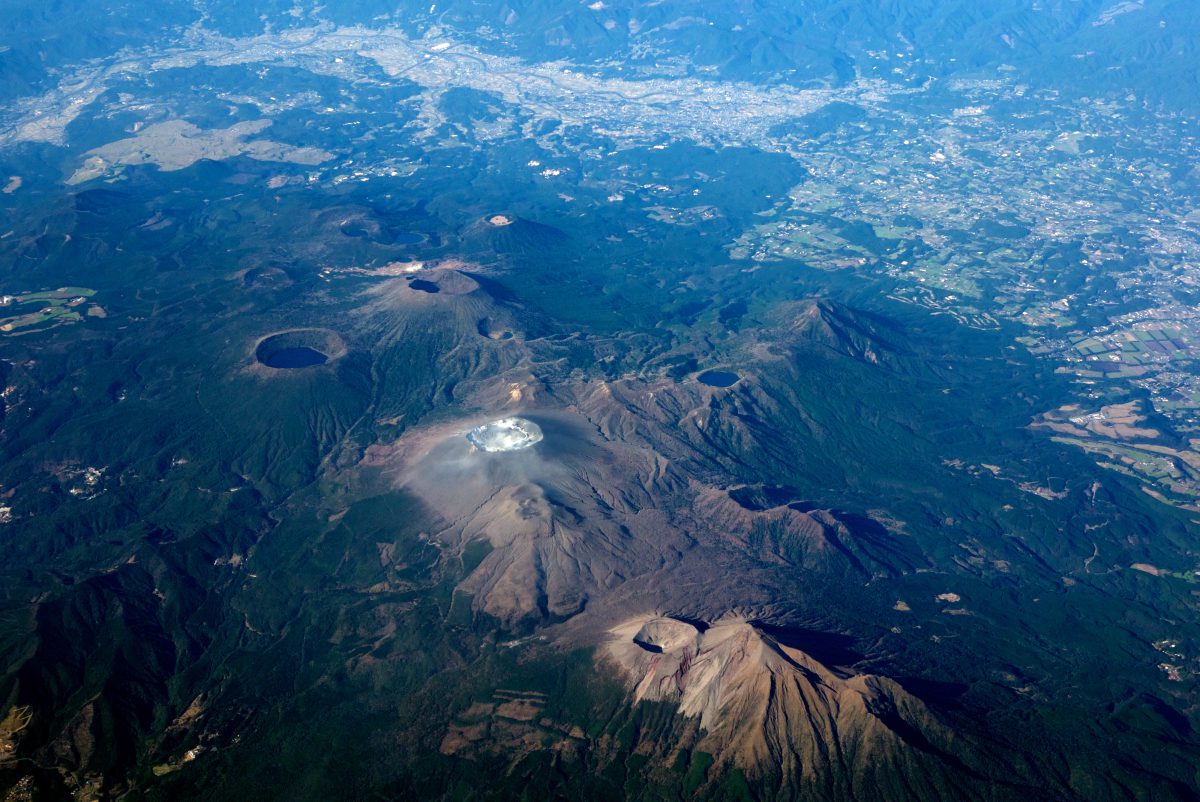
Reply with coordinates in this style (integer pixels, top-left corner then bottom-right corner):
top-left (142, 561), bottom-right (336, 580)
top-left (0, 2), bottom-right (1198, 800)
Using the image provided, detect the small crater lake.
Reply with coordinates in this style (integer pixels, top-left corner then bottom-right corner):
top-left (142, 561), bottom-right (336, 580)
top-left (697, 370), bottom-right (740, 388)
top-left (262, 346), bottom-right (328, 369)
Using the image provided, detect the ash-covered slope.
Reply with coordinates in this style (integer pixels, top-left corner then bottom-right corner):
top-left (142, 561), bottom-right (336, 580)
top-left (373, 411), bottom-right (691, 627)
top-left (354, 294), bottom-right (938, 628)
top-left (605, 616), bottom-right (983, 801)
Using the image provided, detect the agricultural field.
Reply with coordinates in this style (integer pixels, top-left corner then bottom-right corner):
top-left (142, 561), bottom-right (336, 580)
top-left (0, 287), bottom-right (97, 334)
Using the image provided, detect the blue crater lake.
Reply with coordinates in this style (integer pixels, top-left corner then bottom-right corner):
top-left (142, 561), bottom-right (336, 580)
top-left (697, 370), bottom-right (740, 388)
top-left (263, 346), bottom-right (328, 369)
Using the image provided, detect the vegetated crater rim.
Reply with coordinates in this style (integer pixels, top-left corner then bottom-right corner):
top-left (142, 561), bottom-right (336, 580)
top-left (253, 327), bottom-right (348, 370)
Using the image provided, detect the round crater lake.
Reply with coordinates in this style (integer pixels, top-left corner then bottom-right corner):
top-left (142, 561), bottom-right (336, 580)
top-left (262, 346), bottom-right (328, 369)
top-left (409, 279), bottom-right (440, 294)
top-left (254, 328), bottom-right (346, 371)
top-left (697, 370), bottom-right (740, 388)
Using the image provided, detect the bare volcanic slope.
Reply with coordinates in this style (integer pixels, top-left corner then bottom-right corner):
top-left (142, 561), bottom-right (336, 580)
top-left (690, 483), bottom-right (926, 579)
top-left (373, 410), bottom-right (692, 627)
top-left (560, 297), bottom-right (928, 489)
top-left (367, 398), bottom-right (926, 629)
top-left (343, 288), bottom-right (1062, 797)
top-left (355, 295), bottom-right (937, 627)
top-left (605, 615), bottom-right (988, 802)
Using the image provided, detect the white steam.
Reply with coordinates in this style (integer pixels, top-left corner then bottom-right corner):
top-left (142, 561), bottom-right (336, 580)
top-left (466, 417), bottom-right (544, 452)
